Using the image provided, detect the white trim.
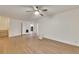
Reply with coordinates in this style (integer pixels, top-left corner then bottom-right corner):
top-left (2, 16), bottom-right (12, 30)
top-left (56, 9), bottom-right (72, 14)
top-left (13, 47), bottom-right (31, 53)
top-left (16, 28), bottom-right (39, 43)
top-left (43, 35), bottom-right (79, 46)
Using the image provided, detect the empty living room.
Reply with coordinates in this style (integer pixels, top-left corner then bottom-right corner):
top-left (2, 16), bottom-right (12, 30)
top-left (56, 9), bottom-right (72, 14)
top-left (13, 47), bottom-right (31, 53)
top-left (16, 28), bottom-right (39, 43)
top-left (0, 5), bottom-right (79, 54)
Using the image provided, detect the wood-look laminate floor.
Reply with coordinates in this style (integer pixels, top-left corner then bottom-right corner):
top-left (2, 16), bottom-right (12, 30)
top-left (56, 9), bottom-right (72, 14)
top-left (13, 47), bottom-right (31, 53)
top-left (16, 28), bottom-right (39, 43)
top-left (0, 35), bottom-right (79, 54)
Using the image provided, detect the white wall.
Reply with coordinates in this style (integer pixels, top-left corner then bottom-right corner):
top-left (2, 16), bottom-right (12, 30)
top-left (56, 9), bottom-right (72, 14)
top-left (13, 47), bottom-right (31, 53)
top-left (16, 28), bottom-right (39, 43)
top-left (38, 8), bottom-right (79, 46)
top-left (9, 19), bottom-right (22, 37)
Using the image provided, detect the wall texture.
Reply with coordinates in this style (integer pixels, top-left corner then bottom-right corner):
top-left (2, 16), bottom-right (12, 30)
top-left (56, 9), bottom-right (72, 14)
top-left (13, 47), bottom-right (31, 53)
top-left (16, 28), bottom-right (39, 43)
top-left (38, 8), bottom-right (79, 46)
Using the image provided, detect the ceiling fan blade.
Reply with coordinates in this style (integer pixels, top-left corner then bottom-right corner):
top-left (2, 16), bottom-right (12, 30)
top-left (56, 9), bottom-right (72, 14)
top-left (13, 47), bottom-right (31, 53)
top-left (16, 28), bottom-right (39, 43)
top-left (40, 14), bottom-right (44, 16)
top-left (36, 6), bottom-right (38, 9)
top-left (42, 9), bottom-right (48, 11)
top-left (26, 11), bottom-right (33, 12)
top-left (33, 6), bottom-right (38, 10)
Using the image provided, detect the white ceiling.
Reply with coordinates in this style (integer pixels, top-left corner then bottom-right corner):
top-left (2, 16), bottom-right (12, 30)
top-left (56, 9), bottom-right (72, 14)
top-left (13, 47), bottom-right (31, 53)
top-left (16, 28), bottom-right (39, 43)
top-left (0, 5), bottom-right (79, 21)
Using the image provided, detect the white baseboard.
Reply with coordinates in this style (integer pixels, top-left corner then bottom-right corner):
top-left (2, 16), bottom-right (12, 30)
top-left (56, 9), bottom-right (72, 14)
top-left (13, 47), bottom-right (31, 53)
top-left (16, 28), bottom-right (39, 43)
top-left (43, 36), bottom-right (79, 47)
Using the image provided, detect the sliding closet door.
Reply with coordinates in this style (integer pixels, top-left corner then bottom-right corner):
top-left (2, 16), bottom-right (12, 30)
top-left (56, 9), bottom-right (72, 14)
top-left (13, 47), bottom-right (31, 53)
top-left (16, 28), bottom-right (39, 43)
top-left (0, 16), bottom-right (9, 37)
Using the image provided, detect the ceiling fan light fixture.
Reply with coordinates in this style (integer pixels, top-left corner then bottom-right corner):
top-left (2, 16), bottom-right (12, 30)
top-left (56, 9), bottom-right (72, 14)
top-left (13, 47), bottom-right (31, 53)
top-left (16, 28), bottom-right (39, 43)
top-left (34, 11), bottom-right (39, 15)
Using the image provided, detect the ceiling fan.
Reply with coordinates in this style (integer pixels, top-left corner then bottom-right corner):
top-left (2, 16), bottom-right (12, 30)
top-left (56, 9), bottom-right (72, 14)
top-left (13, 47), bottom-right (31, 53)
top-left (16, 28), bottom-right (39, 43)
top-left (26, 6), bottom-right (48, 16)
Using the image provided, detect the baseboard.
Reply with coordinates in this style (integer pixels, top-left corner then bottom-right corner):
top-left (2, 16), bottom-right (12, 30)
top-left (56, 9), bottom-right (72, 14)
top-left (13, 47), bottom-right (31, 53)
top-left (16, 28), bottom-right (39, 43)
top-left (9, 34), bottom-right (21, 37)
top-left (43, 36), bottom-right (79, 47)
